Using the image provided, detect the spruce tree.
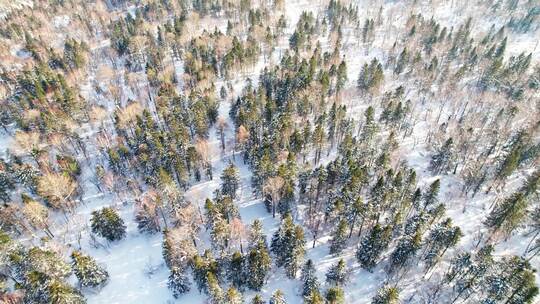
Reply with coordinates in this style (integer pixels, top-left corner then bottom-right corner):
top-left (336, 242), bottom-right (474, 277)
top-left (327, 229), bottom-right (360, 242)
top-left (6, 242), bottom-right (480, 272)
top-left (371, 286), bottom-right (399, 304)
top-left (224, 286), bottom-right (243, 304)
top-left (228, 251), bottom-right (245, 289)
top-left (251, 294), bottom-right (265, 304)
top-left (71, 251), bottom-right (109, 288)
top-left (270, 290), bottom-right (287, 304)
top-left (325, 259), bottom-right (348, 286)
top-left (301, 259), bottom-right (320, 297)
top-left (221, 162), bottom-right (240, 199)
top-left (168, 266), bottom-right (191, 298)
top-left (271, 214), bottom-right (305, 278)
top-left (329, 219), bottom-right (348, 254)
top-left (388, 232), bottom-right (421, 272)
top-left (356, 224), bottom-right (392, 271)
top-left (90, 207), bottom-right (126, 242)
top-left (246, 240), bottom-right (271, 291)
top-left (325, 287), bottom-right (345, 304)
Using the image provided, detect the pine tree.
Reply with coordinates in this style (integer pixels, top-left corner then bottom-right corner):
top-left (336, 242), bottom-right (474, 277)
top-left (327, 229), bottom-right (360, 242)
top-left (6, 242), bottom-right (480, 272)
top-left (228, 251), bottom-right (245, 289)
top-left (325, 259), bottom-right (348, 286)
top-left (224, 287), bottom-right (244, 304)
top-left (48, 280), bottom-right (87, 304)
top-left (251, 294), bottom-right (265, 304)
top-left (423, 218), bottom-right (462, 270)
top-left (325, 287), bottom-right (345, 304)
top-left (90, 207), bottom-right (126, 242)
top-left (168, 266), bottom-right (191, 298)
top-left (248, 219), bottom-right (266, 248)
top-left (246, 240), bottom-right (271, 291)
top-left (329, 219), bottom-right (348, 254)
top-left (269, 290), bottom-right (287, 304)
top-left (211, 215), bottom-right (231, 252)
top-left (192, 250), bottom-right (218, 293)
top-left (485, 192), bottom-right (527, 237)
top-left (388, 232), bottom-right (421, 272)
top-left (304, 289), bottom-right (324, 304)
top-left (271, 214), bottom-right (306, 278)
top-left (356, 224), bottom-right (392, 271)
top-left (429, 138), bottom-right (454, 174)
top-left (301, 259), bottom-right (320, 297)
top-left (221, 162), bottom-right (240, 199)
top-left (371, 286), bottom-right (399, 304)
top-left (71, 251), bottom-right (108, 288)
top-left (207, 272), bottom-right (224, 303)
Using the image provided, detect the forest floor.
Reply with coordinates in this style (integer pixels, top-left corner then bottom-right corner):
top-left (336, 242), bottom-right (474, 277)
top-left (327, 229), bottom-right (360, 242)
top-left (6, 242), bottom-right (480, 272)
top-left (0, 0), bottom-right (538, 303)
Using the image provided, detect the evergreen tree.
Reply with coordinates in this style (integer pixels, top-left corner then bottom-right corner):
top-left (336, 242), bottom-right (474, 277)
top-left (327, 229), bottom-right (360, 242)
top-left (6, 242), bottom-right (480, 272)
top-left (304, 289), bottom-right (324, 304)
top-left (168, 266), bottom-right (191, 298)
top-left (90, 207), bottom-right (126, 242)
top-left (71, 251), bottom-right (108, 288)
top-left (483, 256), bottom-right (538, 304)
top-left (221, 162), bottom-right (241, 199)
top-left (251, 294), bottom-right (265, 304)
top-left (485, 192), bottom-right (527, 237)
top-left (325, 259), bottom-right (348, 286)
top-left (356, 224), bottom-right (392, 271)
top-left (429, 138), bottom-right (455, 174)
top-left (446, 246), bottom-right (494, 303)
top-left (325, 287), bottom-right (345, 304)
top-left (271, 214), bottom-right (306, 278)
top-left (269, 290), bottom-right (287, 304)
top-left (329, 219), bottom-right (348, 254)
top-left (48, 280), bottom-right (87, 304)
top-left (228, 251), bottom-right (245, 289)
top-left (248, 219), bottom-right (267, 248)
top-left (394, 48), bottom-right (409, 74)
top-left (301, 259), bottom-right (320, 297)
top-left (423, 218), bottom-right (462, 270)
top-left (207, 272), bottom-right (224, 303)
top-left (371, 286), bottom-right (399, 304)
top-left (388, 232), bottom-right (421, 272)
top-left (423, 179), bottom-right (440, 210)
top-left (224, 286), bottom-right (244, 304)
top-left (246, 240), bottom-right (271, 291)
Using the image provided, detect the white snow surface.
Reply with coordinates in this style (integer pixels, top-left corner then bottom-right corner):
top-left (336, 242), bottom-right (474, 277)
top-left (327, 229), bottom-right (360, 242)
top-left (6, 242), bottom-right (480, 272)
top-left (2, 0), bottom-right (539, 303)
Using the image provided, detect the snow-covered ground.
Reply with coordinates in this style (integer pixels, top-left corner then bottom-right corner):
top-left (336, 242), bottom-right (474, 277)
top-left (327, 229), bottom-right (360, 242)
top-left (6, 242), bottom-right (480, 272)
top-left (1, 0), bottom-right (538, 303)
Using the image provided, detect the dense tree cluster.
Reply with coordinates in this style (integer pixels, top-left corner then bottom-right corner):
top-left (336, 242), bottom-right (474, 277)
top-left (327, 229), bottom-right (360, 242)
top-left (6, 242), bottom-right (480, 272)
top-left (0, 0), bottom-right (538, 303)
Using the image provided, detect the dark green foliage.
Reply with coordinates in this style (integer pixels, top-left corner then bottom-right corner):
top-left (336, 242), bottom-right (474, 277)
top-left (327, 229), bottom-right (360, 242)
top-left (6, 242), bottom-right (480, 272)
top-left (325, 259), bottom-right (348, 286)
top-left (485, 193), bottom-right (527, 237)
top-left (246, 240), bottom-right (271, 291)
top-left (325, 287), bottom-right (345, 304)
top-left (271, 214), bottom-right (305, 278)
top-left (356, 224), bottom-right (392, 271)
top-left (329, 219), bottom-right (348, 254)
top-left (301, 259), bottom-right (319, 297)
top-left (357, 58), bottom-right (384, 94)
top-left (269, 290), bottom-right (286, 304)
top-left (71, 251), bottom-right (108, 288)
top-left (221, 162), bottom-right (240, 199)
top-left (371, 286), bottom-right (399, 304)
top-left (168, 266), bottom-right (191, 298)
top-left (90, 207), bottom-right (126, 242)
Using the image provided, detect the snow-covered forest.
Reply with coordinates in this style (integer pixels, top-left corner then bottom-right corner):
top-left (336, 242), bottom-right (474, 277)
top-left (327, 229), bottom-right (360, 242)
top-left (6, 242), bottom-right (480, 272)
top-left (0, 0), bottom-right (539, 303)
